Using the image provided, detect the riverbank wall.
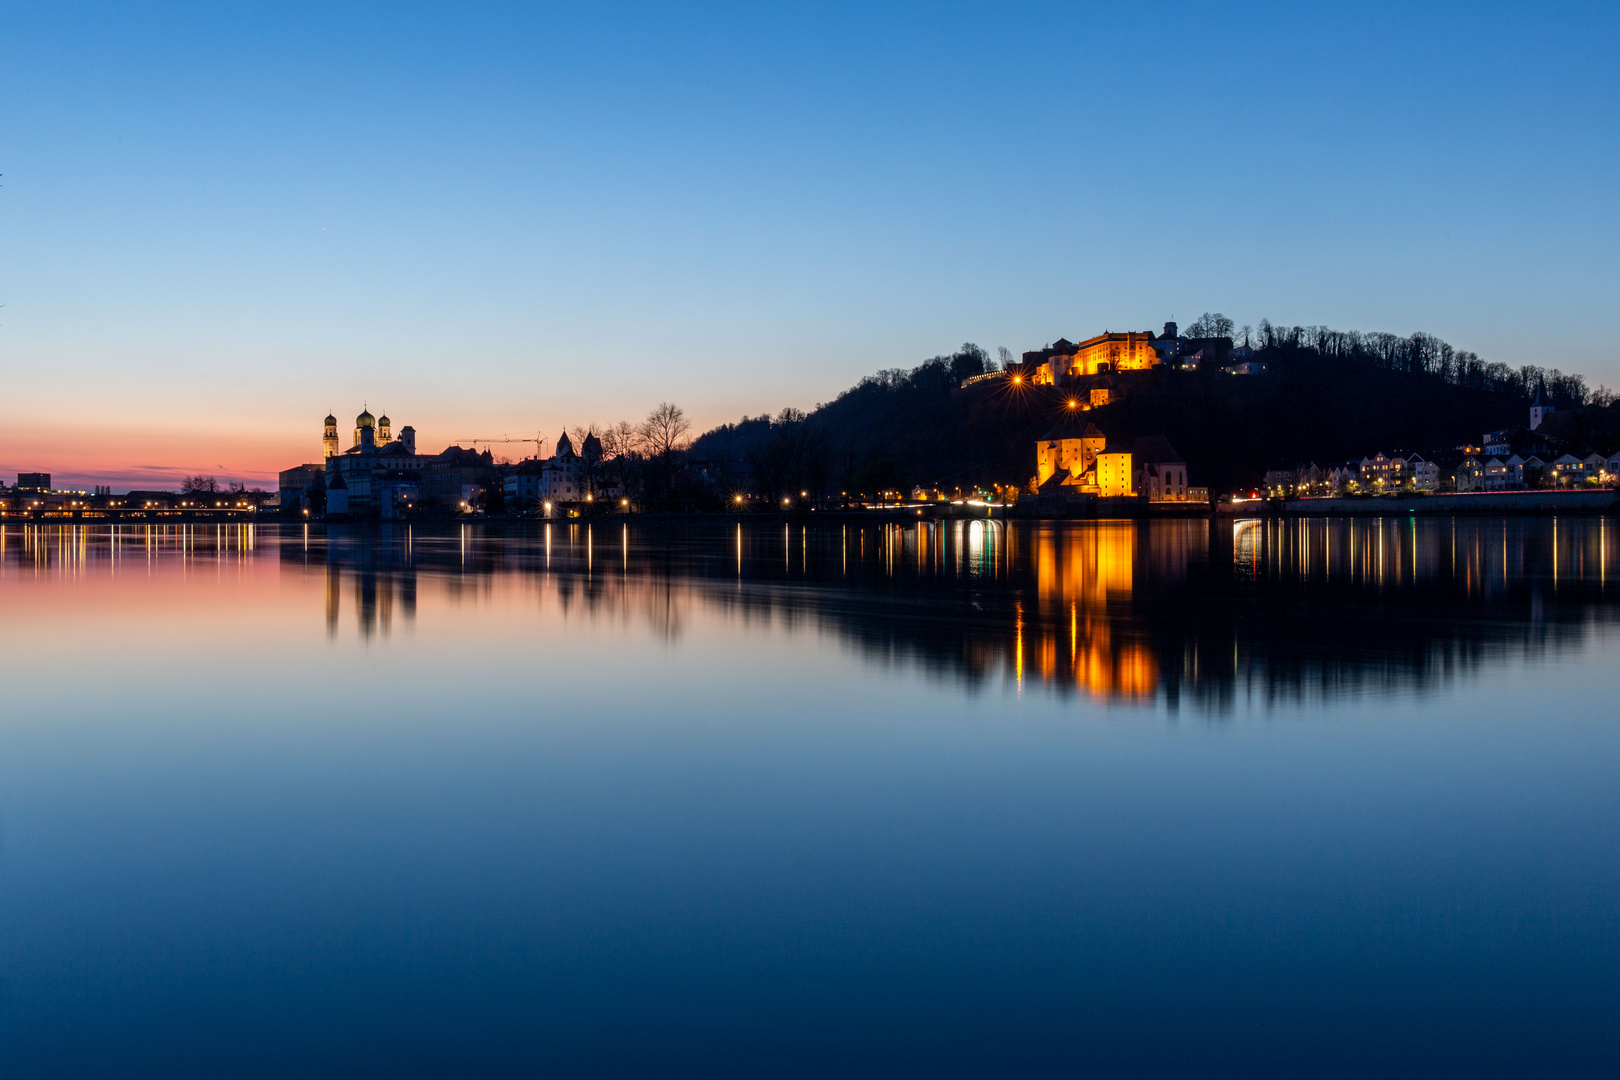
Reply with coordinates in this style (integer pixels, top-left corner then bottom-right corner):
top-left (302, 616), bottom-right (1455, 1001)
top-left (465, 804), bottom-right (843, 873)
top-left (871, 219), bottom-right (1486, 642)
top-left (1284, 489), bottom-right (1619, 515)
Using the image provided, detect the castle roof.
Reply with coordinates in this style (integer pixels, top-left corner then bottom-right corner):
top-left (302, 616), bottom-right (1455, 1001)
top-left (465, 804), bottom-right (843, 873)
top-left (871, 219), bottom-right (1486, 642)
top-left (1073, 330), bottom-right (1157, 350)
top-left (1131, 435), bottom-right (1183, 464)
top-left (1040, 417), bottom-right (1104, 441)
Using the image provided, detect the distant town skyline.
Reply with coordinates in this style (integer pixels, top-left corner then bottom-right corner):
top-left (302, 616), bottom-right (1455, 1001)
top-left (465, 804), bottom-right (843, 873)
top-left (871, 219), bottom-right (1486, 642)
top-left (2, 1), bottom-right (1617, 490)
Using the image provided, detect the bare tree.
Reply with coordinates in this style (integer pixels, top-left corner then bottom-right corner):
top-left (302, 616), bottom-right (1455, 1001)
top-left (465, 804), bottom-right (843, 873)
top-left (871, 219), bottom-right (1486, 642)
top-left (600, 420), bottom-right (644, 500)
top-left (600, 420), bottom-right (641, 461)
top-left (641, 402), bottom-right (691, 460)
top-left (1186, 312), bottom-right (1235, 339)
top-left (640, 402), bottom-right (691, 504)
top-left (181, 475), bottom-right (218, 494)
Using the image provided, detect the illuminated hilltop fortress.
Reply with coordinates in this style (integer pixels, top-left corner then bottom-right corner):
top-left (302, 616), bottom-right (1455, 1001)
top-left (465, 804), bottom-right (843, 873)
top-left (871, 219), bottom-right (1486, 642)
top-left (1026, 330), bottom-right (1164, 384)
top-left (1017, 321), bottom-right (1210, 504)
top-left (1023, 321), bottom-right (1241, 385)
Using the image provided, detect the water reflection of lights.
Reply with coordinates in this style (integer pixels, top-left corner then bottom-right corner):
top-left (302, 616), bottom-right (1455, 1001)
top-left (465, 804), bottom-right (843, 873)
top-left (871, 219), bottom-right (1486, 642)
top-left (1, 523), bottom-right (258, 580)
top-left (9, 518), bottom-right (1620, 709)
top-left (1224, 516), bottom-right (1620, 598)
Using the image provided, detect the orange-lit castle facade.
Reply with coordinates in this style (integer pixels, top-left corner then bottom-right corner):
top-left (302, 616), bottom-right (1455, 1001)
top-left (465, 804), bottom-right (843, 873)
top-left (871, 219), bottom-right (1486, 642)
top-left (1028, 331), bottom-right (1163, 385)
top-left (1036, 420), bottom-right (1105, 485)
top-left (1034, 419), bottom-right (1135, 497)
top-left (1033, 420), bottom-right (1197, 503)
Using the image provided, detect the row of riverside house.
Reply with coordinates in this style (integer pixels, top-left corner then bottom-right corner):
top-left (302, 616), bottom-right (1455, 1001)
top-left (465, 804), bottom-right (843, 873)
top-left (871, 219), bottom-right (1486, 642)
top-left (1265, 384), bottom-right (1620, 498)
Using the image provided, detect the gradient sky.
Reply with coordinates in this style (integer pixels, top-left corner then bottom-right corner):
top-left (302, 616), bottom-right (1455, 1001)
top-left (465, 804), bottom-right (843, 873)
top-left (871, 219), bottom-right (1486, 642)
top-left (2, 1), bottom-right (1616, 489)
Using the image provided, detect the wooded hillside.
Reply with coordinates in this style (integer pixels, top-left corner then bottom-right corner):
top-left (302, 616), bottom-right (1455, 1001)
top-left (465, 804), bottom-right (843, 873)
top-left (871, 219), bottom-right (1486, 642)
top-left (691, 326), bottom-right (1616, 498)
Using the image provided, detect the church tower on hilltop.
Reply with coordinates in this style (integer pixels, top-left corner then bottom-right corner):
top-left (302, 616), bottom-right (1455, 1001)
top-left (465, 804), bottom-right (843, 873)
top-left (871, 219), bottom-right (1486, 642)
top-left (322, 413), bottom-right (340, 460)
top-left (1530, 380), bottom-right (1553, 431)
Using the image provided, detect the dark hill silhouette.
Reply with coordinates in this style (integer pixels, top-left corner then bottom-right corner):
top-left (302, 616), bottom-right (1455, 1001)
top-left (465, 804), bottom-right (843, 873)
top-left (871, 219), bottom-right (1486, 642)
top-left (692, 327), bottom-right (1615, 498)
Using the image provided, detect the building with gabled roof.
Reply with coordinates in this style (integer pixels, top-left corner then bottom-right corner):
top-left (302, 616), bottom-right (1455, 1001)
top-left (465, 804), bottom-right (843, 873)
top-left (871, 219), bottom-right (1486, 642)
top-left (1032, 419), bottom-right (1136, 497)
top-left (1132, 435), bottom-right (1188, 501)
top-left (1035, 418), bottom-right (1106, 486)
top-left (325, 466), bottom-right (350, 516)
top-left (540, 432), bottom-right (588, 504)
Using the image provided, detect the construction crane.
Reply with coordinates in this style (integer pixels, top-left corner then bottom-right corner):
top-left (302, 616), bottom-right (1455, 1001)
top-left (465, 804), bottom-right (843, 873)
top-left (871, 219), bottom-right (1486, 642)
top-left (454, 433), bottom-right (549, 458)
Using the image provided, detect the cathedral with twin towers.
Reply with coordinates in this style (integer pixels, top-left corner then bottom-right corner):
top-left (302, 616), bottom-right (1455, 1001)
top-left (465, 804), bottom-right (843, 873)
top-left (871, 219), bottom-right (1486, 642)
top-left (282, 406), bottom-right (599, 517)
top-left (324, 407), bottom-right (416, 460)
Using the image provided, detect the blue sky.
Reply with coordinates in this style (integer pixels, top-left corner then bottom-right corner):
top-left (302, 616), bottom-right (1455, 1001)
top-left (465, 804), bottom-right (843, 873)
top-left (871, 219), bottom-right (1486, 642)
top-left (1, 0), bottom-right (1616, 486)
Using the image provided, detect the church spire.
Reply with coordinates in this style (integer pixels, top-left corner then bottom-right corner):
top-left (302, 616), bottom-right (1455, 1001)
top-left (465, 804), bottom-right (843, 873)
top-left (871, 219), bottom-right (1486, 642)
top-left (1530, 379), bottom-right (1553, 431)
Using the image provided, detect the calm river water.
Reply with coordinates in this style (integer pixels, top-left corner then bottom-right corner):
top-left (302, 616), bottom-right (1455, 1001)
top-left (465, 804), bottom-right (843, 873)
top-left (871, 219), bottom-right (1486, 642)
top-left (0, 517), bottom-right (1616, 1077)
